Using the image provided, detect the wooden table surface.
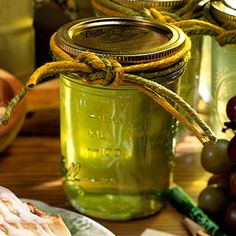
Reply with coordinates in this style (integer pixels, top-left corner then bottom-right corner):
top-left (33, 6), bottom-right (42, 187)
top-left (0, 82), bottom-right (211, 236)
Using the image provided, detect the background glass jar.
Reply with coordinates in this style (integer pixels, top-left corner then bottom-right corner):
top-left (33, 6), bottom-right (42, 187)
top-left (55, 16), bottom-right (186, 220)
top-left (210, 1), bottom-right (236, 140)
top-left (0, 0), bottom-right (35, 83)
top-left (90, 0), bottom-right (205, 141)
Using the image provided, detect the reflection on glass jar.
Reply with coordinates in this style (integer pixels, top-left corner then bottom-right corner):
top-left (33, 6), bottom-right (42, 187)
top-left (56, 16), bottom-right (186, 220)
top-left (211, 41), bottom-right (236, 140)
top-left (210, 1), bottom-right (236, 140)
top-left (177, 35), bottom-right (203, 140)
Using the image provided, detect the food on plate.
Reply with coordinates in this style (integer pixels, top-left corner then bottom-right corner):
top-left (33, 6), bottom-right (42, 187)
top-left (0, 186), bottom-right (71, 235)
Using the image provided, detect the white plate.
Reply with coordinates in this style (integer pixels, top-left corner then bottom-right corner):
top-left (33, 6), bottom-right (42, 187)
top-left (22, 199), bottom-right (116, 236)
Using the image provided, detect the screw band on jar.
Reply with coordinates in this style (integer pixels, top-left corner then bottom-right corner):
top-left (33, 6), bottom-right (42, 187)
top-left (107, 0), bottom-right (189, 11)
top-left (91, 0), bottom-right (190, 16)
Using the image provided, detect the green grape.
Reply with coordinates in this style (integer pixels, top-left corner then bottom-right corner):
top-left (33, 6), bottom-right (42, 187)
top-left (198, 185), bottom-right (230, 221)
top-left (228, 135), bottom-right (236, 163)
top-left (226, 96), bottom-right (236, 122)
top-left (229, 169), bottom-right (236, 199)
top-left (198, 96), bottom-right (236, 235)
top-left (208, 174), bottom-right (229, 189)
top-left (225, 203), bottom-right (236, 235)
top-left (201, 139), bottom-right (233, 174)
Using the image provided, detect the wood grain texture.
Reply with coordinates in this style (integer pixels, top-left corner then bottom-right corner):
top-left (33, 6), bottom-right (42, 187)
top-left (0, 130), bottom-right (210, 236)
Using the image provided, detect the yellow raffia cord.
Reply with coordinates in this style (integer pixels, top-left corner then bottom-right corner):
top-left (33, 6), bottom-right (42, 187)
top-left (51, 35), bottom-right (215, 144)
top-left (0, 32), bottom-right (217, 145)
top-left (132, 85), bottom-right (207, 144)
top-left (173, 19), bottom-right (224, 34)
top-left (124, 36), bottom-right (191, 73)
top-left (216, 29), bottom-right (236, 43)
top-left (148, 8), bottom-right (167, 22)
top-left (91, 0), bottom-right (125, 16)
top-left (26, 61), bottom-right (92, 87)
top-left (124, 74), bottom-right (216, 144)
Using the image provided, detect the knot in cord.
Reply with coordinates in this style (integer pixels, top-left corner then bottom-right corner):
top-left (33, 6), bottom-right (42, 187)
top-left (75, 52), bottom-right (124, 87)
top-left (25, 34), bottom-right (125, 89)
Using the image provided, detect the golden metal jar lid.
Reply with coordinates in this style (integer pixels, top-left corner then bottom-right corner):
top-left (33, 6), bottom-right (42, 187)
top-left (211, 1), bottom-right (236, 24)
top-left (55, 16), bottom-right (186, 64)
top-left (109, 0), bottom-right (190, 11)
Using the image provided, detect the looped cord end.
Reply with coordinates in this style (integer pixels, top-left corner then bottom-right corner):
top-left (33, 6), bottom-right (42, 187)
top-left (0, 86), bottom-right (29, 125)
top-left (0, 106), bottom-right (7, 125)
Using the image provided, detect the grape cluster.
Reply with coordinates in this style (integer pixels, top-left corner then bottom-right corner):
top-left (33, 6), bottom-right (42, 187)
top-left (198, 96), bottom-right (236, 235)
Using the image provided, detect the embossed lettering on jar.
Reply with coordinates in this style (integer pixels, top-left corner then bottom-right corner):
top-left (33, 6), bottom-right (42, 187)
top-left (55, 17), bottom-right (186, 220)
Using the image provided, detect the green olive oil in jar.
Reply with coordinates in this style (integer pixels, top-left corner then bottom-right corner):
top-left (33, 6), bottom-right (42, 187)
top-left (210, 1), bottom-right (236, 140)
top-left (55, 17), bottom-right (186, 220)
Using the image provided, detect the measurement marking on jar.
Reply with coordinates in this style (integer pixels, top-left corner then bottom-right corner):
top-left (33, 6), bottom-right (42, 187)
top-left (88, 129), bottom-right (106, 139)
top-left (88, 113), bottom-right (123, 123)
top-left (87, 147), bottom-right (121, 157)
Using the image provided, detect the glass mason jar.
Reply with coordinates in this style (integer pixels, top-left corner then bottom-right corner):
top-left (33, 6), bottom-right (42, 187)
top-left (210, 1), bottom-right (236, 140)
top-left (91, 0), bottom-right (203, 141)
top-left (55, 16), bottom-right (186, 220)
top-left (0, 0), bottom-right (35, 83)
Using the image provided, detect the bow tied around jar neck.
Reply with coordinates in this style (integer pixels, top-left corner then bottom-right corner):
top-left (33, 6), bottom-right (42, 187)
top-left (0, 29), bottom-right (217, 146)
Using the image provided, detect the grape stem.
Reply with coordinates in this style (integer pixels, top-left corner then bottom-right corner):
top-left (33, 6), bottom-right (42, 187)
top-left (222, 121), bottom-right (236, 134)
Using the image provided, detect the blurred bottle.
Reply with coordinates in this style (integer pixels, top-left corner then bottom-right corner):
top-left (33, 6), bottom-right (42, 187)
top-left (0, 0), bottom-right (35, 83)
top-left (210, 0), bottom-right (236, 140)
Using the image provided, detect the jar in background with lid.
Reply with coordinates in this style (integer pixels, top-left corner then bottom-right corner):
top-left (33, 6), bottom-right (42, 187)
top-left (0, 0), bottom-right (35, 83)
top-left (210, 0), bottom-right (236, 140)
top-left (91, 0), bottom-right (204, 141)
top-left (55, 16), bottom-right (187, 220)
